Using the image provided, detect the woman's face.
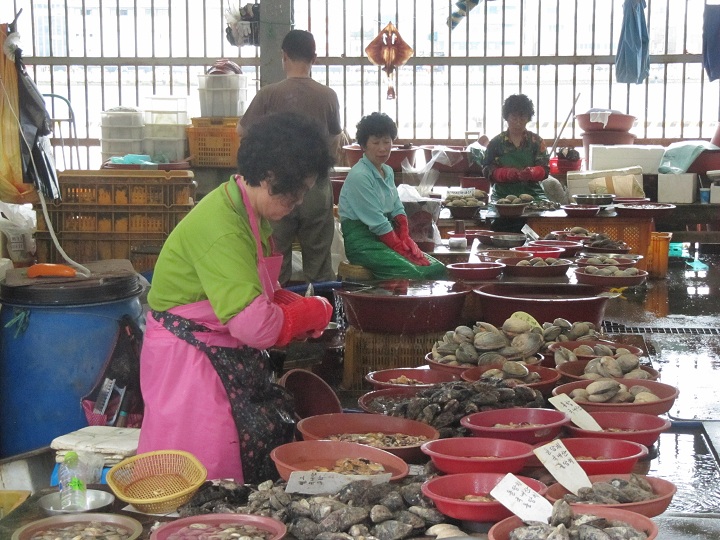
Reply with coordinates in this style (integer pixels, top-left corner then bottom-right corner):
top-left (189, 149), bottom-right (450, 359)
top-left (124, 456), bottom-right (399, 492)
top-left (258, 175), bottom-right (316, 221)
top-left (362, 135), bottom-right (394, 170)
top-left (506, 112), bottom-right (530, 135)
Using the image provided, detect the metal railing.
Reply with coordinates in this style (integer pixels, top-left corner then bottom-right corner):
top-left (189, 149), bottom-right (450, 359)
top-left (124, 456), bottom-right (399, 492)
top-left (4, 0), bottom-right (717, 169)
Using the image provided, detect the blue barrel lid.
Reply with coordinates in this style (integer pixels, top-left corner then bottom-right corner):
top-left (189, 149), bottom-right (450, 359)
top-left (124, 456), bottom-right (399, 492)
top-left (0, 273), bottom-right (143, 306)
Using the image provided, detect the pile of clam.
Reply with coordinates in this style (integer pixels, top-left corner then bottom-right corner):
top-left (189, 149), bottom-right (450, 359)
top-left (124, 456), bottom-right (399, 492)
top-left (496, 193), bottom-right (533, 205)
top-left (583, 255), bottom-right (633, 266)
top-left (581, 265), bottom-right (641, 277)
top-left (477, 361), bottom-right (541, 386)
top-left (430, 318), bottom-right (602, 370)
top-left (553, 342), bottom-right (640, 368)
top-left (580, 355), bottom-right (651, 381)
top-left (515, 257), bottom-right (570, 267)
top-left (570, 379), bottom-right (661, 404)
top-left (443, 191), bottom-right (486, 207)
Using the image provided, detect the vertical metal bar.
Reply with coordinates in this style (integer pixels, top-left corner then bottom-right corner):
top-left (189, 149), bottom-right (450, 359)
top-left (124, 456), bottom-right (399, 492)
top-left (447, 0), bottom-right (452, 138)
top-left (359, 0), bottom-right (364, 119)
top-left (342, 0), bottom-right (348, 131)
top-left (412, 0), bottom-right (417, 140)
top-left (168, 0), bottom-right (174, 91)
top-left (376, 0), bottom-right (381, 107)
top-left (679, 0), bottom-right (690, 139)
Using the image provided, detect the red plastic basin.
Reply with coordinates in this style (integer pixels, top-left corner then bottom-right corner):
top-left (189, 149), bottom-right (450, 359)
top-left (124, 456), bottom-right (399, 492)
top-left (564, 411), bottom-right (671, 447)
top-left (460, 408), bottom-right (570, 444)
top-left (420, 437), bottom-right (534, 475)
top-left (535, 437), bottom-right (648, 475)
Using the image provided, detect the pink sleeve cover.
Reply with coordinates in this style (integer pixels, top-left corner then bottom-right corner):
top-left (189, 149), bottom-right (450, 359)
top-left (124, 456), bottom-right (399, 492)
top-left (226, 295), bottom-right (284, 350)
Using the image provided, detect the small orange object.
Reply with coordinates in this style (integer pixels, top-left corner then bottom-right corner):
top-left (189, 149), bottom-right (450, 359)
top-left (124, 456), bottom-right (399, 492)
top-left (27, 263), bottom-right (77, 278)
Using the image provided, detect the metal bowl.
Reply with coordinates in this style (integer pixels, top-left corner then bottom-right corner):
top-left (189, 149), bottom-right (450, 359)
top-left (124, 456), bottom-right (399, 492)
top-left (490, 234), bottom-right (526, 248)
top-left (38, 490), bottom-right (116, 516)
top-left (572, 193), bottom-right (616, 206)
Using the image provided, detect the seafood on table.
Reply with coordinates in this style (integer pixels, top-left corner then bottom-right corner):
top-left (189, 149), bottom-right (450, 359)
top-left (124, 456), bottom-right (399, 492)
top-left (579, 355), bottom-right (653, 381)
top-left (312, 458), bottom-right (386, 475)
top-left (430, 318), bottom-right (602, 370)
top-left (178, 476), bottom-right (449, 540)
top-left (478, 360), bottom-right (542, 386)
top-left (166, 522), bottom-right (273, 540)
top-left (508, 499), bottom-right (650, 539)
top-left (570, 379), bottom-right (661, 404)
top-left (328, 432), bottom-right (430, 448)
top-left (29, 521), bottom-right (133, 540)
top-left (553, 343), bottom-right (642, 367)
top-left (387, 375), bottom-right (425, 385)
top-left (515, 257), bottom-right (571, 267)
top-left (562, 474), bottom-right (658, 505)
top-left (366, 379), bottom-right (545, 438)
top-left (579, 265), bottom-right (641, 277)
top-left (443, 191), bottom-right (487, 207)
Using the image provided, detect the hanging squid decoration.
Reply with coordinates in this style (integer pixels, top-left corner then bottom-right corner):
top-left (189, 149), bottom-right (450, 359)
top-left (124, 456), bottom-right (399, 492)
top-left (365, 22), bottom-right (413, 100)
top-left (447, 0), bottom-right (483, 30)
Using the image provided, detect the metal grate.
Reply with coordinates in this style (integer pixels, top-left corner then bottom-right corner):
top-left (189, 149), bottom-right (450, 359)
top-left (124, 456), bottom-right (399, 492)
top-left (603, 322), bottom-right (720, 335)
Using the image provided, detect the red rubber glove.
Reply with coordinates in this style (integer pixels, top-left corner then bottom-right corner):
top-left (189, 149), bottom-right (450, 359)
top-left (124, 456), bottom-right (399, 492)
top-left (393, 214), bottom-right (410, 238)
top-left (379, 230), bottom-right (413, 258)
top-left (403, 237), bottom-right (430, 266)
top-left (519, 166), bottom-right (546, 182)
top-left (493, 167), bottom-right (520, 183)
top-left (273, 289), bottom-right (303, 305)
top-left (275, 296), bottom-right (333, 347)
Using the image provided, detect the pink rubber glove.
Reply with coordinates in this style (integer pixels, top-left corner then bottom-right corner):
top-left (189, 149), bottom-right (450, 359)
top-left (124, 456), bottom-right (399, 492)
top-left (493, 167), bottom-right (520, 183)
top-left (275, 296), bottom-right (333, 347)
top-left (519, 166), bottom-right (546, 182)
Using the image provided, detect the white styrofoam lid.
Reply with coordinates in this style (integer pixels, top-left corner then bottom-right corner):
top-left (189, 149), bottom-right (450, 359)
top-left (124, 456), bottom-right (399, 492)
top-left (707, 170), bottom-right (720, 179)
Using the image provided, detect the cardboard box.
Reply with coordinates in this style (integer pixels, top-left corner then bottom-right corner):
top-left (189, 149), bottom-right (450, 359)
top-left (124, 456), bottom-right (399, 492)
top-left (657, 173), bottom-right (697, 203)
top-left (589, 145), bottom-right (666, 174)
top-left (566, 167), bottom-right (644, 196)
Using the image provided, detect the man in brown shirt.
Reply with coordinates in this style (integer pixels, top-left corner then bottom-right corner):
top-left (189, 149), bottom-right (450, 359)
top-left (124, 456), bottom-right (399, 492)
top-left (239, 30), bottom-right (342, 285)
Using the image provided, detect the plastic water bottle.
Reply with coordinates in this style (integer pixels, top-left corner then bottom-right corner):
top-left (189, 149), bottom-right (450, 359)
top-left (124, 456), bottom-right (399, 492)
top-left (58, 451), bottom-right (87, 511)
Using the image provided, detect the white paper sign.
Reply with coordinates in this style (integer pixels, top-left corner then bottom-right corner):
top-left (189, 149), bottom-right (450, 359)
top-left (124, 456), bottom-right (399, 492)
top-left (521, 224), bottom-right (539, 240)
top-left (285, 471), bottom-right (392, 495)
top-left (549, 394), bottom-right (603, 431)
top-left (489, 473), bottom-right (554, 524)
top-left (533, 440), bottom-right (592, 495)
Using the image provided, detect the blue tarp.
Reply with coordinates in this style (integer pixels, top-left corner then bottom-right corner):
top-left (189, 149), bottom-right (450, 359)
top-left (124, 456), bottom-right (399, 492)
top-left (615, 0), bottom-right (649, 84)
top-left (703, 5), bottom-right (720, 82)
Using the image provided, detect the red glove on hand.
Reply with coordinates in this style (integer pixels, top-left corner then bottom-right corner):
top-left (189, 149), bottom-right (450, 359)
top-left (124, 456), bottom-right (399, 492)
top-left (379, 230), bottom-right (413, 258)
top-left (403, 237), bottom-right (430, 266)
top-left (493, 167), bottom-right (520, 183)
top-left (393, 214), bottom-right (410, 238)
top-left (275, 296), bottom-right (333, 347)
top-left (273, 289), bottom-right (303, 305)
top-left (519, 166), bottom-right (546, 182)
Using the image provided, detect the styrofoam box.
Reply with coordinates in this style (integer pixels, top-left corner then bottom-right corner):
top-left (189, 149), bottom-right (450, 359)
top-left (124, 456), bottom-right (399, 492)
top-left (101, 138), bottom-right (144, 155)
top-left (589, 145), bottom-right (666, 174)
top-left (198, 74), bottom-right (248, 90)
top-left (199, 88), bottom-right (247, 117)
top-left (145, 123), bottom-right (187, 139)
top-left (658, 173), bottom-right (697, 203)
top-left (711, 183), bottom-right (720, 204)
top-left (101, 125), bottom-right (144, 140)
top-left (143, 137), bottom-right (187, 162)
top-left (101, 110), bottom-right (144, 127)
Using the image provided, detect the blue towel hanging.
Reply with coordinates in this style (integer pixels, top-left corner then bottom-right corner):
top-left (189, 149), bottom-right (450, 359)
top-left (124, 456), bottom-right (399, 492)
top-left (703, 5), bottom-right (720, 82)
top-left (615, 0), bottom-right (649, 84)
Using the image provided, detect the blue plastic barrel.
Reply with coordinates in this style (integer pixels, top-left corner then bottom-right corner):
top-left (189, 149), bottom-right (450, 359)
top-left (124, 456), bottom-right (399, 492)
top-left (0, 274), bottom-right (143, 457)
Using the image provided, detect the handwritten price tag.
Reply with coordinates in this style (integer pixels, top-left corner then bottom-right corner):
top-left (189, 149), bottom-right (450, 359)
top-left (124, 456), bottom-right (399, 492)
top-left (285, 471), bottom-right (391, 495)
top-left (490, 473), bottom-right (553, 524)
top-left (549, 394), bottom-right (603, 431)
top-left (533, 440), bottom-right (592, 495)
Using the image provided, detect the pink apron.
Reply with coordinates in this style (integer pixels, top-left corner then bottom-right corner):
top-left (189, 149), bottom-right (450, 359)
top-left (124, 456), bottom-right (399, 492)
top-left (138, 176), bottom-right (284, 482)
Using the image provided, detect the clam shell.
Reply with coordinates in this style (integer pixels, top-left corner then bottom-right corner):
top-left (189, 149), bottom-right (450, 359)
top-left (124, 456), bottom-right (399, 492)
top-left (477, 352), bottom-right (508, 365)
top-left (553, 346), bottom-right (577, 366)
top-left (592, 344), bottom-right (615, 357)
top-left (502, 318), bottom-right (533, 336)
top-left (480, 368), bottom-right (505, 381)
top-left (596, 357), bottom-right (624, 378)
top-left (633, 391), bottom-right (661, 403)
top-left (502, 361), bottom-right (530, 378)
top-left (511, 332), bottom-right (543, 357)
top-left (586, 379), bottom-right (621, 400)
top-left (553, 318), bottom-right (572, 329)
top-left (616, 353), bottom-right (640, 373)
top-left (623, 368), bottom-right (650, 380)
top-left (452, 326), bottom-right (475, 343)
top-left (574, 344), bottom-right (596, 356)
top-left (474, 331), bottom-right (509, 351)
top-left (456, 342), bottom-right (479, 364)
top-left (543, 325), bottom-right (563, 341)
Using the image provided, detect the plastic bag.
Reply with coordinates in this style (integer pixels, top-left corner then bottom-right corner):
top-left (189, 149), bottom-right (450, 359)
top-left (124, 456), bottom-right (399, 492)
top-left (0, 201), bottom-right (36, 265)
top-left (397, 184), bottom-right (442, 247)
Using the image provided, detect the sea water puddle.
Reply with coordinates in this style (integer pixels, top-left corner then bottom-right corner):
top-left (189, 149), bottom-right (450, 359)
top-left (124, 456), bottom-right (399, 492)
top-left (649, 426), bottom-right (720, 513)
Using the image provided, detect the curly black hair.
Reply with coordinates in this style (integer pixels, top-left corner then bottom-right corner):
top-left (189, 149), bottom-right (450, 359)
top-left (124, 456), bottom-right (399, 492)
top-left (237, 112), bottom-right (334, 197)
top-left (502, 94), bottom-right (535, 121)
top-left (355, 112), bottom-right (398, 147)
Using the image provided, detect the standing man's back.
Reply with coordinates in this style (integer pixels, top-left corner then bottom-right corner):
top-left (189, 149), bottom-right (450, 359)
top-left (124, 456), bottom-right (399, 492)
top-left (239, 30), bottom-right (342, 285)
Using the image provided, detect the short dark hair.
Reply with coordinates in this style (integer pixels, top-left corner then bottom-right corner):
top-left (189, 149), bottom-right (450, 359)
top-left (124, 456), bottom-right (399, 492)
top-left (355, 112), bottom-right (398, 147)
top-left (237, 112), bottom-right (334, 197)
top-left (281, 30), bottom-right (316, 63)
top-left (502, 94), bottom-right (535, 121)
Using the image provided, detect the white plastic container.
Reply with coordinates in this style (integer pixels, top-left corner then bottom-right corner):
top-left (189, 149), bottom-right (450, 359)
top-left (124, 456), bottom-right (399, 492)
top-left (101, 109), bottom-right (144, 127)
top-left (143, 137), bottom-right (187, 162)
top-left (144, 123), bottom-right (187, 139)
top-left (588, 145), bottom-right (665, 174)
top-left (199, 88), bottom-right (247, 117)
top-left (658, 173), bottom-right (697, 203)
top-left (145, 96), bottom-right (188, 112)
top-left (100, 138), bottom-right (144, 157)
top-left (144, 110), bottom-right (190, 125)
top-left (101, 125), bottom-right (145, 140)
top-left (198, 74), bottom-right (248, 90)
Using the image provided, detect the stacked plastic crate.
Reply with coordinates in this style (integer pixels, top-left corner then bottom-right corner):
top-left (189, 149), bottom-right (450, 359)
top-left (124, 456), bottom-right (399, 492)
top-left (143, 96), bottom-right (190, 163)
top-left (34, 170), bottom-right (196, 273)
top-left (100, 107), bottom-right (145, 163)
top-left (187, 73), bottom-right (247, 167)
